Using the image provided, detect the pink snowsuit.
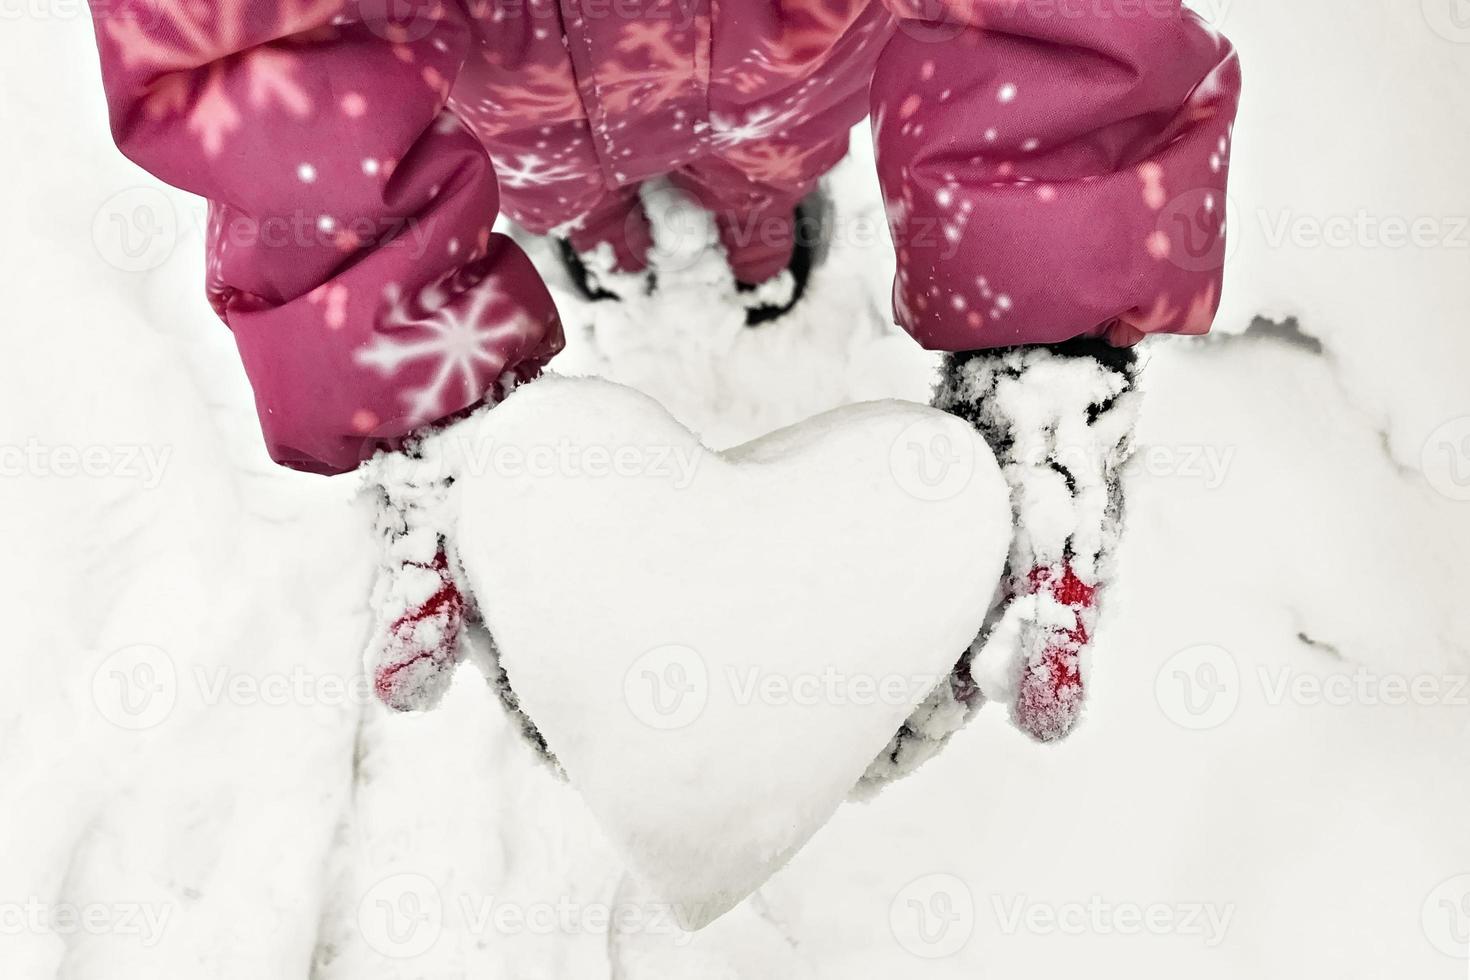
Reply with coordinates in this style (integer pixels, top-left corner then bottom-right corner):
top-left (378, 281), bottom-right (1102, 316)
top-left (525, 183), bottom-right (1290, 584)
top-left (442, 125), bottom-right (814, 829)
top-left (88, 0), bottom-right (1240, 474)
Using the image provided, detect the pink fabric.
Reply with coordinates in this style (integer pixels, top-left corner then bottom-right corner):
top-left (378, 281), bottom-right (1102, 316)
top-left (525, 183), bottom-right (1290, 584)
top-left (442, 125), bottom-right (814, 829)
top-left (88, 0), bottom-right (1239, 474)
top-left (874, 1), bottom-right (1240, 350)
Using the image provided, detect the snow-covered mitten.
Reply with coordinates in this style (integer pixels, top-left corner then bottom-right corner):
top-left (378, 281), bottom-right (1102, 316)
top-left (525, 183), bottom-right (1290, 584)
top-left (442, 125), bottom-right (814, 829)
top-left (941, 340), bottom-right (1141, 742)
top-left (362, 430), bottom-right (472, 712)
top-left (361, 406), bottom-right (563, 769)
top-left (863, 341), bottom-right (1139, 785)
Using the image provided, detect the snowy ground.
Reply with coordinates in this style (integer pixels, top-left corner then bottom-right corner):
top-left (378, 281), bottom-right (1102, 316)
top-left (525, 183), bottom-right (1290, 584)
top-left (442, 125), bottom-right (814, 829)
top-left (4, 3), bottom-right (1470, 977)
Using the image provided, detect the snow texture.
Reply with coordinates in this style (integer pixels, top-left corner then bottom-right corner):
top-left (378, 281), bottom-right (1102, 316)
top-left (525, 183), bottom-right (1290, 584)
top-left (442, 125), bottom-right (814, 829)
top-left (5, 5), bottom-right (1470, 977)
top-left (447, 377), bottom-right (1009, 929)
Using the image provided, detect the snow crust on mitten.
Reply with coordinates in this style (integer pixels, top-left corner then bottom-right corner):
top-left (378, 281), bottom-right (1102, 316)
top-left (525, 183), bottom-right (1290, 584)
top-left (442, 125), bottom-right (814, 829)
top-left (937, 346), bottom-right (1141, 742)
top-left (361, 427), bottom-right (478, 712)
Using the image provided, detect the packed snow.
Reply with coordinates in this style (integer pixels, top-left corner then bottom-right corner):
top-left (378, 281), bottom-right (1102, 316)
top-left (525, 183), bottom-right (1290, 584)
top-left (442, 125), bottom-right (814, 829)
top-left (4, 3), bottom-right (1470, 978)
top-left (449, 377), bottom-right (1008, 928)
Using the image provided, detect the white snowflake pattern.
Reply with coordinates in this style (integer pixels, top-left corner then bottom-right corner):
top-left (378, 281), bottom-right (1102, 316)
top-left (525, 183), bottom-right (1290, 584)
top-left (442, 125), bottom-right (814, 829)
top-left (709, 101), bottom-right (810, 150)
top-left (491, 152), bottom-right (588, 188)
top-left (356, 279), bottom-right (532, 423)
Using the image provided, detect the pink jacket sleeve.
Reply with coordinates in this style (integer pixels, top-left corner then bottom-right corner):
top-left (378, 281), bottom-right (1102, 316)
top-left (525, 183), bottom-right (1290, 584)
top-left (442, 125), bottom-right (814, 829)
top-left (872, 1), bottom-right (1241, 350)
top-left (88, 1), bottom-right (563, 474)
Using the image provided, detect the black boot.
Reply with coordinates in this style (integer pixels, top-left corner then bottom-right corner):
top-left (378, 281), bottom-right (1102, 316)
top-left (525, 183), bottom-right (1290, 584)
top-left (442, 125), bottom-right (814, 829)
top-left (555, 238), bottom-right (655, 303)
top-left (736, 195), bottom-right (828, 327)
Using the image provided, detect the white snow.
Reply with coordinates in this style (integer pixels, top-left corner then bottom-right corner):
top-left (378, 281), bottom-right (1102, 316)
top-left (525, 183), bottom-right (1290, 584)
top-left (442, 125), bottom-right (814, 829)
top-left (447, 377), bottom-right (1008, 929)
top-left (3, 5), bottom-right (1470, 979)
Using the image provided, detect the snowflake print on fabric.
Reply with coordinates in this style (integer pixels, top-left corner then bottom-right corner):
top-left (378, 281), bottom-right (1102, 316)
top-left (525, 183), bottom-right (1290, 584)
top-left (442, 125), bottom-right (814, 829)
top-left (357, 274), bottom-right (536, 425)
top-left (710, 104), bottom-right (812, 150)
top-left (459, 62), bottom-right (585, 138)
top-left (721, 140), bottom-right (828, 183)
top-left (598, 21), bottom-right (700, 115)
top-left (490, 152), bottom-right (592, 189)
top-left (101, 0), bottom-right (342, 157)
top-left (82, 0), bottom-right (1239, 474)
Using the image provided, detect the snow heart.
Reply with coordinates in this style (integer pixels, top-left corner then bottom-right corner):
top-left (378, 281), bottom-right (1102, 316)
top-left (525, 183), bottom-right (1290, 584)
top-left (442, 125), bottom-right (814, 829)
top-left (452, 377), bottom-right (1010, 930)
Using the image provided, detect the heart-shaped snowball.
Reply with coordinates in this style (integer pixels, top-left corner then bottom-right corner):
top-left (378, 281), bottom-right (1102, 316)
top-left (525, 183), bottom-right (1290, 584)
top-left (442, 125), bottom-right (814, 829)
top-left (452, 377), bottom-right (1009, 930)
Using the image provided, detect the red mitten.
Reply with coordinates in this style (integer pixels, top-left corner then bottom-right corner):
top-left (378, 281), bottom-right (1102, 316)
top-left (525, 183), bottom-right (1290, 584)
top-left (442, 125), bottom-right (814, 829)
top-left (944, 343), bottom-right (1140, 742)
top-left (363, 437), bottom-right (472, 713)
top-left (864, 342), bottom-right (1139, 786)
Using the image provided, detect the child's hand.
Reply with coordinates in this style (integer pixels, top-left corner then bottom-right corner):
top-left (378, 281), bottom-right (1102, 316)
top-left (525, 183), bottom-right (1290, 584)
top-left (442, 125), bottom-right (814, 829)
top-left (939, 342), bottom-right (1141, 743)
top-left (361, 426), bottom-right (478, 713)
